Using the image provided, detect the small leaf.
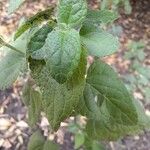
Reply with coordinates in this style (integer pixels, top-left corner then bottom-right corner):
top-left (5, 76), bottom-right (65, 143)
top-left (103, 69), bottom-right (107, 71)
top-left (8, 0), bottom-right (25, 14)
top-left (74, 133), bottom-right (85, 149)
top-left (43, 140), bottom-right (59, 150)
top-left (136, 66), bottom-right (150, 80)
top-left (33, 28), bottom-right (81, 83)
top-left (57, 0), bottom-right (87, 28)
top-left (100, 0), bottom-right (112, 10)
top-left (15, 7), bottom-right (55, 40)
top-left (92, 141), bottom-right (105, 150)
top-left (28, 131), bottom-right (45, 150)
top-left (86, 9), bottom-right (118, 24)
top-left (80, 23), bottom-right (119, 57)
top-left (124, 0), bottom-right (132, 14)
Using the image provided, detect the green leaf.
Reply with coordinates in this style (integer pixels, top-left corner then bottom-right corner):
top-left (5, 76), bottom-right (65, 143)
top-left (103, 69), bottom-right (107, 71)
top-left (86, 9), bottom-right (118, 24)
top-left (86, 98), bottom-right (150, 140)
top-left (27, 23), bottom-right (53, 55)
top-left (100, 0), bottom-right (112, 10)
top-left (57, 0), bottom-right (87, 28)
top-left (124, 0), bottom-right (132, 14)
top-left (136, 66), bottom-right (150, 80)
top-left (28, 131), bottom-right (45, 150)
top-left (33, 28), bottom-right (81, 83)
top-left (15, 7), bottom-right (55, 40)
top-left (86, 60), bottom-right (138, 125)
top-left (92, 141), bottom-right (105, 150)
top-left (22, 81), bottom-right (32, 106)
top-left (74, 133), bottom-right (85, 149)
top-left (30, 48), bottom-right (87, 130)
top-left (77, 60), bottom-right (150, 140)
top-left (8, 0), bottom-right (25, 14)
top-left (0, 34), bottom-right (27, 90)
top-left (43, 140), bottom-right (59, 150)
top-left (0, 36), bottom-right (25, 55)
top-left (22, 81), bottom-right (42, 127)
top-left (80, 23), bottom-right (119, 57)
top-left (28, 90), bottom-right (42, 126)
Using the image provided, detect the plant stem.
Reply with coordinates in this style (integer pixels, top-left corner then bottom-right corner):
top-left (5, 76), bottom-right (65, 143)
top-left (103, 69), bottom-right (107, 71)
top-left (0, 39), bottom-right (25, 56)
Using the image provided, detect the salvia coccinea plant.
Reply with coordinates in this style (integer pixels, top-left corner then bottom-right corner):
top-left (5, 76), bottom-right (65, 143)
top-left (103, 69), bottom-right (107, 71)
top-left (0, 0), bottom-right (150, 149)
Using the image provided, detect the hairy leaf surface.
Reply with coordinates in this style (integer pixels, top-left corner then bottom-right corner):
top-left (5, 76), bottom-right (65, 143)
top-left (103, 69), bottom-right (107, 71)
top-left (86, 60), bottom-right (138, 125)
top-left (86, 99), bottom-right (150, 140)
top-left (80, 23), bottom-right (119, 57)
top-left (30, 48), bottom-right (87, 130)
top-left (33, 28), bottom-right (81, 83)
top-left (57, 0), bottom-right (87, 28)
top-left (27, 23), bottom-right (53, 55)
top-left (77, 60), bottom-right (150, 140)
top-left (86, 9), bottom-right (118, 24)
top-left (15, 7), bottom-right (55, 40)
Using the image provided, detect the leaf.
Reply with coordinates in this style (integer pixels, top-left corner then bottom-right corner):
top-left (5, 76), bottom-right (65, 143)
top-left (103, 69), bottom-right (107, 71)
top-left (22, 81), bottom-right (32, 106)
top-left (30, 48), bottom-right (87, 130)
top-left (124, 0), bottom-right (132, 14)
top-left (57, 0), bottom-right (87, 28)
top-left (77, 60), bottom-right (150, 140)
top-left (43, 140), bottom-right (59, 150)
top-left (22, 81), bottom-right (42, 127)
top-left (86, 60), bottom-right (138, 125)
top-left (86, 9), bottom-right (118, 24)
top-left (27, 23), bottom-right (53, 55)
top-left (0, 34), bottom-right (27, 90)
top-left (32, 28), bottom-right (81, 83)
top-left (8, 0), bottom-right (25, 14)
top-left (92, 141), bottom-right (105, 150)
top-left (80, 23), bottom-right (119, 57)
top-left (28, 131), bottom-right (45, 150)
top-left (28, 90), bottom-right (42, 127)
top-left (136, 66), bottom-right (150, 80)
top-left (100, 0), bottom-right (112, 10)
top-left (15, 7), bottom-right (55, 40)
top-left (86, 98), bottom-right (150, 140)
top-left (74, 133), bottom-right (85, 149)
